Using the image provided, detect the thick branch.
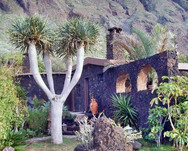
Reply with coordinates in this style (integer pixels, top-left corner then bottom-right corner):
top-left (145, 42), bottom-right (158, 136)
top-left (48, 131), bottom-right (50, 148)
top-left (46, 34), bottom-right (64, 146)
top-left (62, 55), bottom-right (72, 93)
top-left (28, 41), bottom-right (54, 100)
top-left (60, 44), bottom-right (84, 103)
top-left (167, 97), bottom-right (176, 130)
top-left (43, 52), bottom-right (55, 94)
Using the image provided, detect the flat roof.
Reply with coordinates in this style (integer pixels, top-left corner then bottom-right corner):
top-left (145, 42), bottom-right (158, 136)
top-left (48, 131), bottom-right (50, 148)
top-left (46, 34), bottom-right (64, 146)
top-left (16, 72), bottom-right (66, 76)
top-left (72, 57), bottom-right (131, 70)
top-left (16, 59), bottom-right (188, 76)
top-left (178, 63), bottom-right (188, 70)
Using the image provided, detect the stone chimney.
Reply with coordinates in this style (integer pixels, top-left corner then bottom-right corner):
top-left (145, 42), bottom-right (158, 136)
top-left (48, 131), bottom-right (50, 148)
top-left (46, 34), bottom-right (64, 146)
top-left (106, 27), bottom-right (124, 60)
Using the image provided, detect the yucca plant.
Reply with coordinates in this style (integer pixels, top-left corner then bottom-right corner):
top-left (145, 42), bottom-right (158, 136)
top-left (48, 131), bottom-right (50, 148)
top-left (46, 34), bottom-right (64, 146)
top-left (46, 18), bottom-right (99, 144)
top-left (56, 18), bottom-right (99, 57)
top-left (56, 18), bottom-right (99, 101)
top-left (112, 94), bottom-right (137, 127)
top-left (9, 16), bottom-right (99, 145)
top-left (9, 15), bottom-right (55, 54)
top-left (9, 15), bottom-right (55, 97)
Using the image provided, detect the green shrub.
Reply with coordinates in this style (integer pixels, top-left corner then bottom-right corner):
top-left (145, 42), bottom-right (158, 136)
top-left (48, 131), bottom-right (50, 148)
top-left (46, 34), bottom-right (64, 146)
top-left (26, 100), bottom-right (50, 136)
top-left (147, 106), bottom-right (168, 147)
top-left (151, 76), bottom-right (188, 151)
top-left (178, 54), bottom-right (188, 63)
top-left (0, 53), bottom-right (23, 66)
top-left (1, 130), bottom-right (27, 148)
top-left (0, 65), bottom-right (27, 149)
top-left (112, 94), bottom-right (137, 127)
top-left (23, 129), bottom-right (36, 138)
top-left (37, 56), bottom-right (46, 72)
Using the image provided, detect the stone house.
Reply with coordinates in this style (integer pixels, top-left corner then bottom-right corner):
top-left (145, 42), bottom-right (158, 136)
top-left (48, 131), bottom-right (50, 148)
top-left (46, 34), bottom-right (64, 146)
top-left (18, 27), bottom-right (188, 128)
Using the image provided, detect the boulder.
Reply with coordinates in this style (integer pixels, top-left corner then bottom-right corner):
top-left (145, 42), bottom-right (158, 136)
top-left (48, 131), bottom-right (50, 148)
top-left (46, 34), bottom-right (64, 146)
top-left (2, 147), bottom-right (15, 151)
top-left (131, 141), bottom-right (142, 150)
top-left (92, 117), bottom-right (133, 151)
top-left (74, 144), bottom-right (89, 151)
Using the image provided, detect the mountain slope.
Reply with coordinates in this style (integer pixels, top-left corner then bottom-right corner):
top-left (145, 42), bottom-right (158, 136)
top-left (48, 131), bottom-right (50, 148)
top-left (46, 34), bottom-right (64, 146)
top-left (0, 0), bottom-right (187, 55)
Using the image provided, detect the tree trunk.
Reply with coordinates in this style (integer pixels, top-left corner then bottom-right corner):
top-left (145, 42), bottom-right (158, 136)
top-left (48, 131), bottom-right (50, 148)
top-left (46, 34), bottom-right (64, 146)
top-left (44, 52), bottom-right (55, 94)
top-left (50, 99), bottom-right (63, 144)
top-left (61, 45), bottom-right (84, 102)
top-left (62, 55), bottom-right (72, 93)
top-left (28, 41), bottom-right (53, 100)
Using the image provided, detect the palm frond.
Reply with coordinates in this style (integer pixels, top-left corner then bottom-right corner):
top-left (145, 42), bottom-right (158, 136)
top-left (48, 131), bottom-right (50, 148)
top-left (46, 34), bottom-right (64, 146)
top-left (131, 28), bottom-right (154, 57)
top-left (112, 24), bottom-right (176, 61)
top-left (112, 34), bottom-right (139, 60)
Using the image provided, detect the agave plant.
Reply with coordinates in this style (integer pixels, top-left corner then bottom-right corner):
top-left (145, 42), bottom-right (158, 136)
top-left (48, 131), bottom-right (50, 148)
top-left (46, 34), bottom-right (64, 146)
top-left (112, 94), bottom-right (137, 127)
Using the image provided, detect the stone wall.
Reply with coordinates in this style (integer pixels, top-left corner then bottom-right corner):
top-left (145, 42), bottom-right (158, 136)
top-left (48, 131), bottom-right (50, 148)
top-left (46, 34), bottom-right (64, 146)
top-left (17, 65), bottom-right (104, 111)
top-left (17, 73), bottom-right (68, 106)
top-left (89, 50), bottom-right (179, 128)
top-left (73, 64), bottom-right (104, 111)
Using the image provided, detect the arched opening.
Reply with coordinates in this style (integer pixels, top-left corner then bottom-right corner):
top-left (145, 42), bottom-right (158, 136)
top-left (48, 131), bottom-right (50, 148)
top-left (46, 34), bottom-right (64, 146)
top-left (116, 72), bottom-right (132, 93)
top-left (137, 65), bottom-right (158, 91)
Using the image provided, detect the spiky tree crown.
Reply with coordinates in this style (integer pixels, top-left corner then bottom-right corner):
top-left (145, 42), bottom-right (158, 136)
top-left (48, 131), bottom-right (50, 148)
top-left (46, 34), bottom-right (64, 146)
top-left (9, 15), bottom-right (55, 54)
top-left (56, 18), bottom-right (99, 57)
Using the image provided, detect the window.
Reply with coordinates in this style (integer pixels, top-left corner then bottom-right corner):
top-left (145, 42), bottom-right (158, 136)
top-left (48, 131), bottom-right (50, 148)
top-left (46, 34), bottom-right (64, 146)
top-left (116, 72), bottom-right (131, 93)
top-left (137, 65), bottom-right (158, 91)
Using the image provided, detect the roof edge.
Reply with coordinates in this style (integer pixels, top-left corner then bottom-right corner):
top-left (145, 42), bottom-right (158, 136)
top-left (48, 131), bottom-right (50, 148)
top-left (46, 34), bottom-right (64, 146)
top-left (178, 63), bottom-right (188, 70)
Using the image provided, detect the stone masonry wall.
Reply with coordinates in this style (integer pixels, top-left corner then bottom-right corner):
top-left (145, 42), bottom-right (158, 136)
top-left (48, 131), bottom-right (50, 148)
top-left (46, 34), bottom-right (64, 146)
top-left (17, 73), bottom-right (67, 106)
top-left (89, 50), bottom-right (179, 128)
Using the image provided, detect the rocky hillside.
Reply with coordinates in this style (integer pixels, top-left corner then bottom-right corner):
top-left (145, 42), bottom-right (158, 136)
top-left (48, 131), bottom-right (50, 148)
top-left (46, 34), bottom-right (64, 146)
top-left (0, 0), bottom-right (187, 55)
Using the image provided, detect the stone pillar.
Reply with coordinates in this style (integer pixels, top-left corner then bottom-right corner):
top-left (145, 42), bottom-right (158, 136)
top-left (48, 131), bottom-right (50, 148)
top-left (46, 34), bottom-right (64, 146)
top-left (106, 27), bottom-right (125, 60)
top-left (159, 50), bottom-right (179, 77)
top-left (167, 50), bottom-right (179, 76)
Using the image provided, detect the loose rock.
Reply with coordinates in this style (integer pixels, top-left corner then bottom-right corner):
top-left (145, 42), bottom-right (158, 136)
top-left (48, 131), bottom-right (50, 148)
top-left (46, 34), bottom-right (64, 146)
top-left (92, 117), bottom-right (133, 151)
top-left (2, 147), bottom-right (15, 151)
top-left (131, 140), bottom-right (142, 150)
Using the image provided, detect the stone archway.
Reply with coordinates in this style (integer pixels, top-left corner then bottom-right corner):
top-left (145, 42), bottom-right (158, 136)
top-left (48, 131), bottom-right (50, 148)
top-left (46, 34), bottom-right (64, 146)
top-left (137, 65), bottom-right (158, 91)
top-left (116, 72), bottom-right (131, 93)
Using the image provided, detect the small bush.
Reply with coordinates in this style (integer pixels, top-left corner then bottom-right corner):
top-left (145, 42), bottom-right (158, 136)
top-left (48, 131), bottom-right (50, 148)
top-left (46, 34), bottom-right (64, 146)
top-left (178, 54), bottom-right (188, 63)
top-left (26, 100), bottom-right (50, 136)
top-left (75, 116), bottom-right (94, 149)
top-left (147, 106), bottom-right (168, 147)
